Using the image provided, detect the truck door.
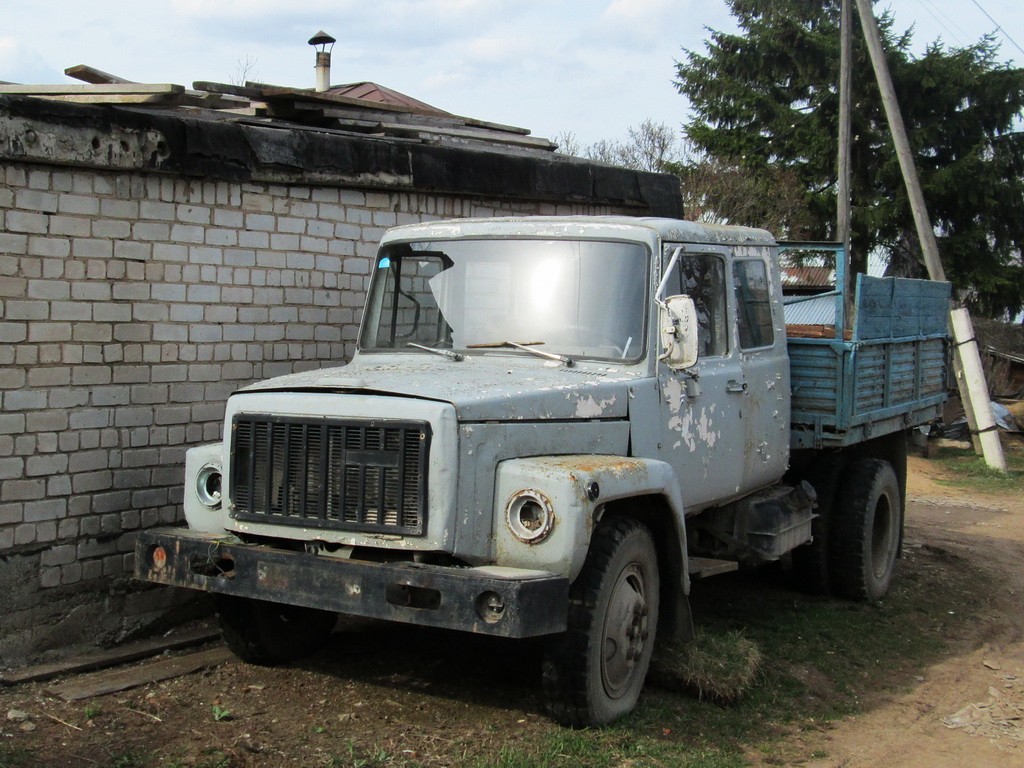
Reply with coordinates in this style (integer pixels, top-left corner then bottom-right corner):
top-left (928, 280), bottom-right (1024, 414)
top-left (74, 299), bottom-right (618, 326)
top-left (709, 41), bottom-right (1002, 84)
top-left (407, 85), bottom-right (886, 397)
top-left (731, 253), bottom-right (790, 489)
top-left (657, 245), bottom-right (747, 510)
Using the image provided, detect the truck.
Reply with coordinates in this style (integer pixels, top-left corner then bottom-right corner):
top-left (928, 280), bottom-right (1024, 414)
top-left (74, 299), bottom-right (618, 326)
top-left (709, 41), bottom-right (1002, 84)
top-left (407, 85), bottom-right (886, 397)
top-left (135, 216), bottom-right (950, 727)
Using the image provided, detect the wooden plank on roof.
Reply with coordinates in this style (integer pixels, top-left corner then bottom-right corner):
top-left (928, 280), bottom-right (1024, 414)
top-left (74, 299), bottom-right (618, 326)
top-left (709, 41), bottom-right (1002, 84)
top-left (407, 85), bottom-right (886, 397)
top-left (460, 116), bottom-right (531, 135)
top-left (193, 80), bottom-right (266, 100)
top-left (323, 117), bottom-right (385, 131)
top-left (183, 89), bottom-right (253, 108)
top-left (283, 100), bottom-right (462, 129)
top-left (0, 83), bottom-right (185, 95)
top-left (64, 65), bottom-right (133, 85)
top-left (18, 93), bottom-right (185, 105)
top-left (260, 86), bottom-right (452, 118)
top-left (232, 117), bottom-right (420, 144)
top-left (210, 106), bottom-right (266, 117)
top-left (267, 94), bottom-right (533, 137)
top-left (382, 122), bottom-right (556, 150)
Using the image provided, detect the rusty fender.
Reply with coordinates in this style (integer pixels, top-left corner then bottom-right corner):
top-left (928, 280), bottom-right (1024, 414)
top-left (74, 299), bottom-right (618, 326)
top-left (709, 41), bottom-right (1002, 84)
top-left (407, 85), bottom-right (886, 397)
top-left (492, 455), bottom-right (689, 591)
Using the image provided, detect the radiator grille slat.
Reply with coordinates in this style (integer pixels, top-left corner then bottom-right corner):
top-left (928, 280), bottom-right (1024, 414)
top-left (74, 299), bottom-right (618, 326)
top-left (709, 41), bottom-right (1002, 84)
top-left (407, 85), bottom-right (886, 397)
top-left (230, 415), bottom-right (429, 536)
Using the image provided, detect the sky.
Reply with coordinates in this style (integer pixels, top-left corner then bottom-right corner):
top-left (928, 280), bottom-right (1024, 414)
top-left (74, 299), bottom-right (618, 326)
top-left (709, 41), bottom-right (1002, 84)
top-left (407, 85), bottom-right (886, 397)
top-left (1, 0), bottom-right (1022, 148)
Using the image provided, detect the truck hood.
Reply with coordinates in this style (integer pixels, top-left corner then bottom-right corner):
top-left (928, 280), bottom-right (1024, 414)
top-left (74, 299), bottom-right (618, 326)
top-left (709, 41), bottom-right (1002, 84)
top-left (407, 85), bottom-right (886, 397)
top-left (237, 356), bottom-right (643, 422)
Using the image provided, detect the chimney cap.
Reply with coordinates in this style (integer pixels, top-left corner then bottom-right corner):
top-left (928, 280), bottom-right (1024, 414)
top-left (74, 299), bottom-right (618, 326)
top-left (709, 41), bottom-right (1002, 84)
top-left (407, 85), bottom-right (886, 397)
top-left (308, 30), bottom-right (336, 47)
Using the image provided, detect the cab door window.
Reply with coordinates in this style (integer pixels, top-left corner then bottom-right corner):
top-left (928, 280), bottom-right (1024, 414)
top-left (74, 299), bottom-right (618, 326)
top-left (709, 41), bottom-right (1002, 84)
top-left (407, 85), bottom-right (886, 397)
top-left (663, 246), bottom-right (728, 358)
top-left (733, 259), bottom-right (774, 349)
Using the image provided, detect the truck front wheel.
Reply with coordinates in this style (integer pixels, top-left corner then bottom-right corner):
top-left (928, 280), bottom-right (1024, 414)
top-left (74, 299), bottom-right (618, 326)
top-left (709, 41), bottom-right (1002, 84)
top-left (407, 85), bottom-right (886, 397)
top-left (215, 595), bottom-right (337, 665)
top-left (831, 459), bottom-right (902, 601)
top-left (542, 516), bottom-right (659, 727)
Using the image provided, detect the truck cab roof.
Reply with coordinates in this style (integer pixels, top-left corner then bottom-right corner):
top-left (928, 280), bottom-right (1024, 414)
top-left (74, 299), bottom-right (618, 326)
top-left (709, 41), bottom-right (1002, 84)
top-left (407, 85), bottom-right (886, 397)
top-left (379, 216), bottom-right (777, 249)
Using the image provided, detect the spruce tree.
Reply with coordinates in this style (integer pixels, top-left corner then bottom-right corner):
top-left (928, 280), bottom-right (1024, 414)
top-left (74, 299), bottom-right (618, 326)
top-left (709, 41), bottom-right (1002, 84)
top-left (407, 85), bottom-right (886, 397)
top-left (675, 0), bottom-right (1024, 316)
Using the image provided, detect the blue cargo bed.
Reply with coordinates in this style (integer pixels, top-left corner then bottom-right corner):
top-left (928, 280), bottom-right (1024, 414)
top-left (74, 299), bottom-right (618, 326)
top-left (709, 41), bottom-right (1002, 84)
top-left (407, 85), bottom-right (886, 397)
top-left (786, 274), bottom-right (951, 449)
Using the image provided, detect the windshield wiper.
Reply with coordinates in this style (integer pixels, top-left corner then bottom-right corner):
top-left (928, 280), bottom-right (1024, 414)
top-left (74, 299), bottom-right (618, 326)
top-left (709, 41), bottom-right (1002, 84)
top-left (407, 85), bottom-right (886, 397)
top-left (466, 341), bottom-right (574, 367)
top-left (407, 342), bottom-right (463, 361)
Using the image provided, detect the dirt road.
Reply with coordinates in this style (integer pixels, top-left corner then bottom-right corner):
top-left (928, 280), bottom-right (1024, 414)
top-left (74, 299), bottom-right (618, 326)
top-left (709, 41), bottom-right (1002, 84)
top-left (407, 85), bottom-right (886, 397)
top-left (794, 457), bottom-right (1024, 768)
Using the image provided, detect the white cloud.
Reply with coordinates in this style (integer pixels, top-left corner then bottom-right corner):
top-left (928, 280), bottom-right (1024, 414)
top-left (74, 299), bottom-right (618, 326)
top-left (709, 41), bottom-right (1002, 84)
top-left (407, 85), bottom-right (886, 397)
top-left (602, 0), bottom-right (675, 22)
top-left (463, 35), bottom-right (536, 64)
top-left (0, 37), bottom-right (19, 69)
top-left (0, 36), bottom-right (61, 84)
top-left (423, 70), bottom-right (472, 90)
top-left (169, 0), bottom-right (348, 18)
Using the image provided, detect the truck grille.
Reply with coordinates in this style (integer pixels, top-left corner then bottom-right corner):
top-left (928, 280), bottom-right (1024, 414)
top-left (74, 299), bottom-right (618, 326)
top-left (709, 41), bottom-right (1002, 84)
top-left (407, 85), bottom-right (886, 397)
top-left (229, 414), bottom-right (430, 536)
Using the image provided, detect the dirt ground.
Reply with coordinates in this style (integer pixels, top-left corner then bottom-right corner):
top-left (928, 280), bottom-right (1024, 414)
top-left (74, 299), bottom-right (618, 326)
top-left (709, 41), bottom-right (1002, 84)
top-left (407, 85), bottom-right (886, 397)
top-left (792, 456), bottom-right (1024, 768)
top-left (3, 451), bottom-right (1024, 767)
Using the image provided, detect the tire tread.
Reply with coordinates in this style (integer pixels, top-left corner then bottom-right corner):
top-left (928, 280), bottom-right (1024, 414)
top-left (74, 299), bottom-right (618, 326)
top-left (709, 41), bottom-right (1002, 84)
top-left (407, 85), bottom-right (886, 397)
top-left (542, 516), bottom-right (655, 727)
top-left (830, 459), bottom-right (901, 601)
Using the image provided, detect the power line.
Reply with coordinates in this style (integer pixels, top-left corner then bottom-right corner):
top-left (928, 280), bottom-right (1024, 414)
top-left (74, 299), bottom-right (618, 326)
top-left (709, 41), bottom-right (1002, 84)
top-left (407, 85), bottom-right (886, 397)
top-left (913, 0), bottom-right (966, 45)
top-left (968, 0), bottom-right (1024, 58)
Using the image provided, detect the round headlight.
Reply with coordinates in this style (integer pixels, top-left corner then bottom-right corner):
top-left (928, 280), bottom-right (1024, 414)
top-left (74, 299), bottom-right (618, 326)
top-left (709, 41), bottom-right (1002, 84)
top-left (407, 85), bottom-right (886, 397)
top-left (196, 464), bottom-right (222, 508)
top-left (506, 490), bottom-right (555, 544)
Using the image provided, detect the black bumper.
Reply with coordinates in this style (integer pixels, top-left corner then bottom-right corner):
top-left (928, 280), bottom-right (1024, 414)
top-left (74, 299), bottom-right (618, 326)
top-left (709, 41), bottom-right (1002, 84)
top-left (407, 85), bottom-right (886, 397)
top-left (135, 528), bottom-right (569, 638)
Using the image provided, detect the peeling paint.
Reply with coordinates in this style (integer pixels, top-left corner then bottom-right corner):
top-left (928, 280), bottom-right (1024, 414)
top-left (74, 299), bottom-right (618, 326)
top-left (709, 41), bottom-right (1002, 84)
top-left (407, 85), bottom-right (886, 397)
top-left (574, 394), bottom-right (617, 418)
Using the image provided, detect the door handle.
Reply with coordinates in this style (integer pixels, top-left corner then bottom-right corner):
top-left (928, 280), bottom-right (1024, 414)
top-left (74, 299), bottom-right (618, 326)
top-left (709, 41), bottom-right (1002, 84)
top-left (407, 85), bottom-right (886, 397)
top-left (726, 380), bottom-right (747, 393)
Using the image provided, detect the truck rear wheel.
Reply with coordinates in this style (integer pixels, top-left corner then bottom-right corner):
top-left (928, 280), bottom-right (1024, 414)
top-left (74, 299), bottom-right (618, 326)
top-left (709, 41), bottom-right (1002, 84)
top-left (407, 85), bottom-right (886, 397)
top-left (791, 454), bottom-right (846, 594)
top-left (215, 595), bottom-right (337, 665)
top-left (542, 516), bottom-right (659, 727)
top-left (830, 459), bottom-right (902, 601)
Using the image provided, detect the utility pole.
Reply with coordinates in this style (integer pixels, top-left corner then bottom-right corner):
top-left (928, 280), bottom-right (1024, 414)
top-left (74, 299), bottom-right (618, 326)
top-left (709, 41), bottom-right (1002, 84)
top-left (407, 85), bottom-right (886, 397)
top-left (853, 0), bottom-right (1006, 471)
top-left (837, 0), bottom-right (853, 328)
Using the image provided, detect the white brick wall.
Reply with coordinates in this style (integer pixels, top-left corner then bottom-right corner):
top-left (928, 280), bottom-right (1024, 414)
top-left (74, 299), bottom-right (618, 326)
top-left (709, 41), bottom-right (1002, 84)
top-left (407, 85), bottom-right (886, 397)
top-left (0, 160), bottom-right (622, 664)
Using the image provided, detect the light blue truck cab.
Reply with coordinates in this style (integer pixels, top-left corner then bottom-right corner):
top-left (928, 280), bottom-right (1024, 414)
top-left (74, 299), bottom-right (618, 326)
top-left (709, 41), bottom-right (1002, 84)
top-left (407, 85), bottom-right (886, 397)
top-left (136, 217), bottom-right (949, 726)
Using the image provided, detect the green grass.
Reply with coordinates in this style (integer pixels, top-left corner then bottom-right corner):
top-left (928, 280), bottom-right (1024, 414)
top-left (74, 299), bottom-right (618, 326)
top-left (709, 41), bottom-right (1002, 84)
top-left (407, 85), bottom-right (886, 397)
top-left (158, 751), bottom-right (231, 768)
top-left (649, 629), bottom-right (763, 705)
top-left (470, 540), bottom-right (984, 768)
top-left (0, 744), bottom-right (33, 768)
top-left (106, 750), bottom-right (153, 768)
top-left (330, 741), bottom-right (405, 768)
top-left (931, 441), bottom-right (1024, 494)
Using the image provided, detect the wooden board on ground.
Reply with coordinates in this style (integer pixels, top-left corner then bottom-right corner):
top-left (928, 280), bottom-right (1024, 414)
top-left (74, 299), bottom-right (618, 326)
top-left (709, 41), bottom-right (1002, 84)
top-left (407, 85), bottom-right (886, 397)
top-left (50, 646), bottom-right (234, 701)
top-left (1, 626), bottom-right (220, 686)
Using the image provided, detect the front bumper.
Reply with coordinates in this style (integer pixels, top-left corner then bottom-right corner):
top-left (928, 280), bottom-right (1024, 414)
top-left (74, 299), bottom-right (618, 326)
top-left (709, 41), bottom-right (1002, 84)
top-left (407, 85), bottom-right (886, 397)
top-left (135, 528), bottom-right (569, 638)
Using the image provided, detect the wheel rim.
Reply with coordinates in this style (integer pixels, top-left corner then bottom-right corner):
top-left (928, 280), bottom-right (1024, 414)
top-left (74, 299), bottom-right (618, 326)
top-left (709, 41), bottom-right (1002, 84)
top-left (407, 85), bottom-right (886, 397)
top-left (601, 563), bottom-right (649, 699)
top-left (870, 494), bottom-right (895, 580)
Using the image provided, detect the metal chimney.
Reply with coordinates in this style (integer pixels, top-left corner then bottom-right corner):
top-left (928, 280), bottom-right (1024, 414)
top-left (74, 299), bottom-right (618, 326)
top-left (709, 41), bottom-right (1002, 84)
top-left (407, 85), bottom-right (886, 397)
top-left (308, 30), bottom-right (336, 92)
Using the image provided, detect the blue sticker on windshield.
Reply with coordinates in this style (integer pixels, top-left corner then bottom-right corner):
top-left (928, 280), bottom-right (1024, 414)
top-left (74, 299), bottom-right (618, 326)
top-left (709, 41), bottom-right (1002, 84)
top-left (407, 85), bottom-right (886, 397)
top-left (378, 257), bottom-right (391, 269)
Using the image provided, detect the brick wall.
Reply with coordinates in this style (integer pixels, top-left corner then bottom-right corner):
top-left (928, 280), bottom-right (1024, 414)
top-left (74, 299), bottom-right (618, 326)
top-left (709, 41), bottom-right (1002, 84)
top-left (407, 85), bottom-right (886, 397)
top-left (0, 160), bottom-right (621, 665)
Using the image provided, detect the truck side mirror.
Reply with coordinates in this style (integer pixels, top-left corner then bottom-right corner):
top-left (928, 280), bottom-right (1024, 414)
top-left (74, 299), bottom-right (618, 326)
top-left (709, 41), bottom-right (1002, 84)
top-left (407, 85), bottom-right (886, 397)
top-left (658, 295), bottom-right (699, 370)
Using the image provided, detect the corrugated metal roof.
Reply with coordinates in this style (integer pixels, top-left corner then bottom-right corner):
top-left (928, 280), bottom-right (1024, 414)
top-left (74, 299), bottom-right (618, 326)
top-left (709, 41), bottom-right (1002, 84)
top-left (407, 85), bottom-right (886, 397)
top-left (326, 82), bottom-right (449, 114)
top-left (784, 295), bottom-right (837, 325)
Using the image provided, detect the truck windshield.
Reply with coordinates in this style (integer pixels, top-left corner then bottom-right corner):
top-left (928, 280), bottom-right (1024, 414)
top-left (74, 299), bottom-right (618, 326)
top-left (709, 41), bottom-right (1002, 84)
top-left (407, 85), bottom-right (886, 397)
top-left (359, 239), bottom-right (648, 362)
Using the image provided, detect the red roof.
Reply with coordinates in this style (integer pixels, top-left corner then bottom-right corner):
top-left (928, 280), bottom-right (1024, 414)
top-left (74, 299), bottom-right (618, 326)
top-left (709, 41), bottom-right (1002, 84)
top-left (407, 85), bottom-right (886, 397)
top-left (326, 82), bottom-right (449, 114)
top-left (781, 266), bottom-right (834, 288)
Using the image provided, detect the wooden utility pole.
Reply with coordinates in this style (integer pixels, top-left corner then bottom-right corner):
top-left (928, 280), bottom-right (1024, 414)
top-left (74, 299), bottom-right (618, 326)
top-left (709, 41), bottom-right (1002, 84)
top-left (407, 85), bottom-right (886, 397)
top-left (837, 0), bottom-right (854, 325)
top-left (853, 0), bottom-right (1006, 471)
